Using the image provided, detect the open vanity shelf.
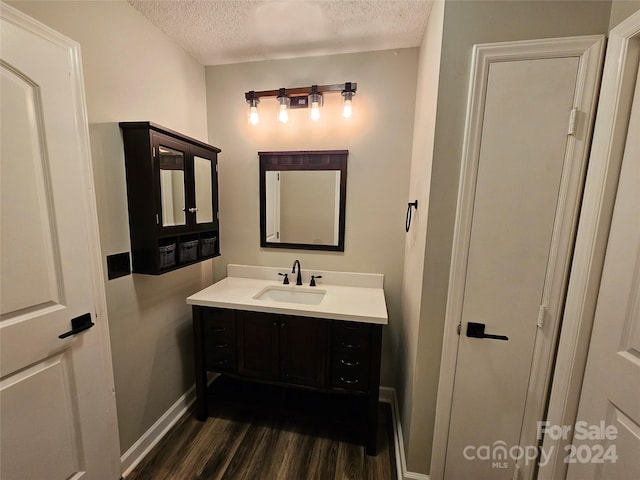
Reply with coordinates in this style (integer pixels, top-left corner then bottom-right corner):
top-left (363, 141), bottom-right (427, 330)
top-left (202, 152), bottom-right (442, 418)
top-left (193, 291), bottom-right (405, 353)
top-left (120, 122), bottom-right (221, 274)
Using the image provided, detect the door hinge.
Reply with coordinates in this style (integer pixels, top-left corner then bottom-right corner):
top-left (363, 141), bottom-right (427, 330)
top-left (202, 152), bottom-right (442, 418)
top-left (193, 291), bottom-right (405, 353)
top-left (277, 172), bottom-right (280, 181)
top-left (537, 304), bottom-right (548, 328)
top-left (277, 231), bottom-right (280, 240)
top-left (457, 322), bottom-right (462, 335)
top-left (567, 107), bottom-right (579, 136)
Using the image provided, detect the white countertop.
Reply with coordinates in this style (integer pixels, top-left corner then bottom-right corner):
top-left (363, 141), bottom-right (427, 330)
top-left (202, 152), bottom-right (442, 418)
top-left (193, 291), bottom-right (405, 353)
top-left (186, 265), bottom-right (388, 325)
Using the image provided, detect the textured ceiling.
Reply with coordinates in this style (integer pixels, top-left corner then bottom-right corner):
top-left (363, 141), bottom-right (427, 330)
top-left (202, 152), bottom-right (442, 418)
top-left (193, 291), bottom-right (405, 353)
top-left (128, 0), bottom-right (433, 65)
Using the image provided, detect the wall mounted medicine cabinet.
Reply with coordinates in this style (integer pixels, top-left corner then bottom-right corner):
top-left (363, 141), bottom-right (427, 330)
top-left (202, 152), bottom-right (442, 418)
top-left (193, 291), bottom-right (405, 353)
top-left (120, 122), bottom-right (221, 274)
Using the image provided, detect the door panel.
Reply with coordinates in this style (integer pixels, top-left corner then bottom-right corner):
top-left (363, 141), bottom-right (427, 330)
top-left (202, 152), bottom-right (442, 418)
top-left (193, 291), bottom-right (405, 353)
top-left (0, 6), bottom-right (119, 479)
top-left (568, 58), bottom-right (640, 480)
top-left (445, 53), bottom-right (583, 479)
top-left (0, 65), bottom-right (61, 316)
top-left (1, 354), bottom-right (79, 479)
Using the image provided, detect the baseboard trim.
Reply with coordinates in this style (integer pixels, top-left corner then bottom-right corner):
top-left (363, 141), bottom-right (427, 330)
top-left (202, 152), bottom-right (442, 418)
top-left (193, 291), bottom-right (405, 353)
top-left (120, 385), bottom-right (197, 477)
top-left (379, 386), bottom-right (430, 480)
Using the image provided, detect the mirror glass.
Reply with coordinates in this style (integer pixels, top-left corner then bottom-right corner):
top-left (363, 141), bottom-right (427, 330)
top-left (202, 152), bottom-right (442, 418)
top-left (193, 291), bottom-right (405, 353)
top-left (266, 170), bottom-right (341, 245)
top-left (260, 150), bottom-right (347, 251)
top-left (158, 146), bottom-right (186, 227)
top-left (194, 156), bottom-right (213, 224)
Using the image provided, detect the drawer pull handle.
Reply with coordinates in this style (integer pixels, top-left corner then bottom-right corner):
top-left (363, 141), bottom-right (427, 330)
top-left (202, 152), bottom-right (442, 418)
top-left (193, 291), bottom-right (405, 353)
top-left (212, 359), bottom-right (227, 365)
top-left (214, 343), bottom-right (229, 348)
top-left (340, 377), bottom-right (359, 385)
top-left (341, 342), bottom-right (360, 349)
top-left (340, 359), bottom-right (360, 367)
top-left (343, 324), bottom-right (363, 330)
top-left (212, 327), bottom-right (226, 333)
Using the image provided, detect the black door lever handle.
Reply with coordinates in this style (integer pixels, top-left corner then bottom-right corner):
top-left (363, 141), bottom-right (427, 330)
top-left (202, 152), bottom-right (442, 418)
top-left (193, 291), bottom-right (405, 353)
top-left (59, 313), bottom-right (95, 339)
top-left (466, 322), bottom-right (508, 341)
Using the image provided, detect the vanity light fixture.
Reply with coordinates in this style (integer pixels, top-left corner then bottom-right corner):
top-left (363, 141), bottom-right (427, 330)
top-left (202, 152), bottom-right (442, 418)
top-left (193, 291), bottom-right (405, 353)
top-left (244, 82), bottom-right (357, 125)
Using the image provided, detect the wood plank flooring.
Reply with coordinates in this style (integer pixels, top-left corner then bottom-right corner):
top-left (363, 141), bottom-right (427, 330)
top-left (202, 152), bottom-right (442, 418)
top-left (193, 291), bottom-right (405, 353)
top-left (126, 379), bottom-right (396, 480)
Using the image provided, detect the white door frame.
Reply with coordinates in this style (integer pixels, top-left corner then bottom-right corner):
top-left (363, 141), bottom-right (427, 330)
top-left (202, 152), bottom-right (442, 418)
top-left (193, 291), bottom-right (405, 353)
top-left (430, 35), bottom-right (605, 480)
top-left (540, 10), bottom-right (640, 479)
top-left (0, 3), bottom-right (121, 477)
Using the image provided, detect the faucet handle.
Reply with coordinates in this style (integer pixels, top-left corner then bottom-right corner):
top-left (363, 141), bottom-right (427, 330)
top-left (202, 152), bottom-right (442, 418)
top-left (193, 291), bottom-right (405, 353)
top-left (310, 275), bottom-right (322, 287)
top-left (278, 273), bottom-right (289, 285)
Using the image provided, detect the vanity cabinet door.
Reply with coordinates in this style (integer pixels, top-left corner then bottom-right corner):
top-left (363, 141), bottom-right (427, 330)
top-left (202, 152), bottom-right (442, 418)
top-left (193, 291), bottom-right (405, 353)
top-left (237, 311), bottom-right (280, 380)
top-left (190, 145), bottom-right (218, 230)
top-left (153, 134), bottom-right (189, 232)
top-left (279, 315), bottom-right (327, 388)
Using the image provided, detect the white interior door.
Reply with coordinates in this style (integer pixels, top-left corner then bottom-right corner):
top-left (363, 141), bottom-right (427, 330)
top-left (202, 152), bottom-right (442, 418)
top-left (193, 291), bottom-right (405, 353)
top-left (0, 6), bottom-right (120, 479)
top-left (567, 48), bottom-right (640, 480)
top-left (436, 36), bottom-right (604, 480)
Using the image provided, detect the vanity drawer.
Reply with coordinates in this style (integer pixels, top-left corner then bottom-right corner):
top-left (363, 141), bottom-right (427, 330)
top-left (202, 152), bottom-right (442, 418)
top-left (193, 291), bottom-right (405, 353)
top-left (203, 336), bottom-right (235, 372)
top-left (202, 309), bottom-right (236, 340)
top-left (331, 353), bottom-right (370, 392)
top-left (331, 321), bottom-right (372, 355)
top-left (200, 309), bottom-right (236, 372)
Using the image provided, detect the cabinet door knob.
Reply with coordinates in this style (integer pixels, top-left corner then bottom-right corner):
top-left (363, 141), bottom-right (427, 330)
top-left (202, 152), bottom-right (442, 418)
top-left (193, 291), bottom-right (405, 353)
top-left (188, 207), bottom-right (198, 213)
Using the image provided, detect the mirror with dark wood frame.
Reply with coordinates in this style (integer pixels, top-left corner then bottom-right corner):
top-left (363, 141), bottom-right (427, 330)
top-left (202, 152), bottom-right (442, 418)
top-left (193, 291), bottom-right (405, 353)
top-left (259, 150), bottom-right (347, 251)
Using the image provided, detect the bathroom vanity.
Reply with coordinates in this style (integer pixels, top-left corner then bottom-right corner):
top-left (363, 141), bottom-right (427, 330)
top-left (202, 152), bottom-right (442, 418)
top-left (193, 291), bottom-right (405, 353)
top-left (187, 265), bottom-right (388, 455)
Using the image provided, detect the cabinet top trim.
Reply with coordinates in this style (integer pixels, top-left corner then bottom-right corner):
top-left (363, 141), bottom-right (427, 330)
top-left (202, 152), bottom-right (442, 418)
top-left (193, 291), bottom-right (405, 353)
top-left (119, 121), bottom-right (221, 153)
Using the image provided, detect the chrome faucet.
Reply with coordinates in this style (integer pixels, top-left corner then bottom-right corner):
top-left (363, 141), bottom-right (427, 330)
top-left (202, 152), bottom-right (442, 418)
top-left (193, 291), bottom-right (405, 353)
top-left (291, 259), bottom-right (303, 286)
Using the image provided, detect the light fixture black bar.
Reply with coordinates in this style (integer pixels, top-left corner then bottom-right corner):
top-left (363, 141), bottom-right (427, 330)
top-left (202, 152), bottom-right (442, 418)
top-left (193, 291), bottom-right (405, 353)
top-left (245, 82), bottom-right (357, 101)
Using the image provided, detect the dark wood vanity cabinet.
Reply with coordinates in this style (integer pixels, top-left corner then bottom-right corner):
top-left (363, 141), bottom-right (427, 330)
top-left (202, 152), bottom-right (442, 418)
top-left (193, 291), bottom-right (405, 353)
top-left (236, 311), bottom-right (327, 387)
top-left (120, 122), bottom-right (221, 274)
top-left (192, 306), bottom-right (383, 455)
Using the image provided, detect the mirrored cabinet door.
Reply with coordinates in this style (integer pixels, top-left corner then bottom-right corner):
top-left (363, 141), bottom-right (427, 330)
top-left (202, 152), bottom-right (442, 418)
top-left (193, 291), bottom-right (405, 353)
top-left (158, 145), bottom-right (186, 227)
top-left (193, 155), bottom-right (213, 224)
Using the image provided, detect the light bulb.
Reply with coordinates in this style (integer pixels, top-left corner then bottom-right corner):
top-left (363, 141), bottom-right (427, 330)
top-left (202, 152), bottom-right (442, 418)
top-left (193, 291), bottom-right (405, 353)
top-left (248, 105), bottom-right (259, 125)
top-left (310, 102), bottom-right (321, 121)
top-left (342, 87), bottom-right (355, 119)
top-left (278, 104), bottom-right (289, 123)
top-left (277, 93), bottom-right (290, 124)
top-left (308, 88), bottom-right (322, 122)
top-left (342, 98), bottom-right (353, 119)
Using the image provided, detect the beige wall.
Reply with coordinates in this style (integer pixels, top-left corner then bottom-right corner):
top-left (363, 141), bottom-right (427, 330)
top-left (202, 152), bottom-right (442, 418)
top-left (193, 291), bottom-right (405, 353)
top-left (397, 0), bottom-right (443, 472)
top-left (609, 0), bottom-right (640, 27)
top-left (205, 49), bottom-right (419, 385)
top-left (403, 0), bottom-right (611, 475)
top-left (9, 0), bottom-right (211, 454)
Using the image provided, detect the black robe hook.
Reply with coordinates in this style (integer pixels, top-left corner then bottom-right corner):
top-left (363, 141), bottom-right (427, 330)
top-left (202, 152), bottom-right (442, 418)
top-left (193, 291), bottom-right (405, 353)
top-left (406, 200), bottom-right (418, 232)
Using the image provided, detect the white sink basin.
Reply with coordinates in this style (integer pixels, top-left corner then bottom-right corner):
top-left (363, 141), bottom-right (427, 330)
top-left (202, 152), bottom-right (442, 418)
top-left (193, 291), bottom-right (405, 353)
top-left (253, 286), bottom-right (326, 305)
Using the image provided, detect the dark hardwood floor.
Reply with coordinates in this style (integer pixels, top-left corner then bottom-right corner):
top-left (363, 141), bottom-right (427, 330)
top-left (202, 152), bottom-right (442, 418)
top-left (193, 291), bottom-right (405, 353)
top-left (126, 378), bottom-right (396, 480)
